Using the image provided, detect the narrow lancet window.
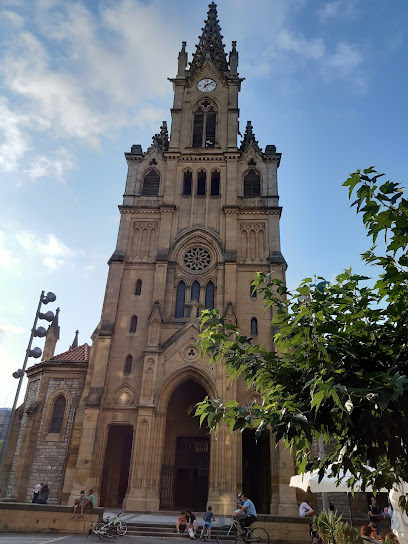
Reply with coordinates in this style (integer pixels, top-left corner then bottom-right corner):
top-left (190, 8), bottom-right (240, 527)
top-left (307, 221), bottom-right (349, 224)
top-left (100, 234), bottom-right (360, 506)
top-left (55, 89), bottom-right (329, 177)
top-left (124, 355), bottom-right (132, 375)
top-left (175, 281), bottom-right (186, 317)
top-left (205, 281), bottom-right (215, 310)
top-left (49, 395), bottom-right (66, 434)
top-left (211, 171), bottom-right (220, 196)
top-left (129, 315), bottom-right (137, 333)
top-left (251, 317), bottom-right (258, 336)
top-left (135, 280), bottom-right (142, 295)
top-left (191, 281), bottom-right (200, 302)
top-left (197, 170), bottom-right (206, 196)
top-left (183, 171), bottom-right (192, 195)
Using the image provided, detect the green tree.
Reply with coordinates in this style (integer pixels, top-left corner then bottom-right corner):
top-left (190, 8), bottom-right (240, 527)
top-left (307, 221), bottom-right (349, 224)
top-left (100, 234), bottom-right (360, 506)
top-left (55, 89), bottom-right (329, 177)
top-left (197, 168), bottom-right (408, 504)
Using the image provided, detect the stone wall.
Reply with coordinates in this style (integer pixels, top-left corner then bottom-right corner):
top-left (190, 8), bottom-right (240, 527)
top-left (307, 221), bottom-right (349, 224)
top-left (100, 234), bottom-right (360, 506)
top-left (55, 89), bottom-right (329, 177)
top-left (0, 503), bottom-right (102, 534)
top-left (7, 378), bottom-right (41, 497)
top-left (26, 377), bottom-right (81, 504)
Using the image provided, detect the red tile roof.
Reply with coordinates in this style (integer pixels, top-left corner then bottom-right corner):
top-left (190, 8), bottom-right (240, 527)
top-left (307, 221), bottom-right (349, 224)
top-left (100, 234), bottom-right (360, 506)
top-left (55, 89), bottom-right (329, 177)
top-left (50, 343), bottom-right (90, 363)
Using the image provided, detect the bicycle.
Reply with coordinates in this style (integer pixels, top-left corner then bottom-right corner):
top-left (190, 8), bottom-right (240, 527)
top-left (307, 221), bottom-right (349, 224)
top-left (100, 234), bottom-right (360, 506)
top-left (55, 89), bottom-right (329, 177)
top-left (216, 517), bottom-right (269, 544)
top-left (87, 512), bottom-right (128, 539)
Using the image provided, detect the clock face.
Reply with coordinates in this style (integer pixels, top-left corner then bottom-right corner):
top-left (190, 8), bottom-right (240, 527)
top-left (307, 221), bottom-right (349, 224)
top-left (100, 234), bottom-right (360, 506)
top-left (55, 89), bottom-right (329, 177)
top-left (197, 78), bottom-right (217, 93)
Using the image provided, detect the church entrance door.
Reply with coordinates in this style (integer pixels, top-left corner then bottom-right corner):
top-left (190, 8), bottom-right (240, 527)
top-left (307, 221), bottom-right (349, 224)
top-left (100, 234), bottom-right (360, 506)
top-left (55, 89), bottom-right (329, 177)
top-left (160, 379), bottom-right (209, 511)
top-left (242, 429), bottom-right (271, 514)
top-left (100, 424), bottom-right (133, 508)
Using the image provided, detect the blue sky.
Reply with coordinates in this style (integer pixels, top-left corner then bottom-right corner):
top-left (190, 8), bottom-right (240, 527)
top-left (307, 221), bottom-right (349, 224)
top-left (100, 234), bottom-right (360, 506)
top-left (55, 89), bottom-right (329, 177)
top-left (0, 0), bottom-right (407, 407)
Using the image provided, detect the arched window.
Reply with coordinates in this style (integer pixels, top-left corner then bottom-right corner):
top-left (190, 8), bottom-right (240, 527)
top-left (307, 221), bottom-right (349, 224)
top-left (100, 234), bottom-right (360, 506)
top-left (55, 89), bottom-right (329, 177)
top-left (250, 283), bottom-right (257, 298)
top-left (191, 281), bottom-right (200, 302)
top-left (197, 170), bottom-right (206, 196)
top-left (244, 170), bottom-right (261, 197)
top-left (142, 170), bottom-right (160, 196)
top-left (251, 317), bottom-right (258, 336)
top-left (135, 279), bottom-right (142, 295)
top-left (205, 281), bottom-right (215, 310)
top-left (175, 281), bottom-right (186, 317)
top-left (49, 395), bottom-right (66, 434)
top-left (192, 99), bottom-right (217, 148)
top-left (183, 171), bottom-right (192, 196)
top-left (129, 315), bottom-right (137, 333)
top-left (124, 355), bottom-right (132, 375)
top-left (211, 171), bottom-right (220, 196)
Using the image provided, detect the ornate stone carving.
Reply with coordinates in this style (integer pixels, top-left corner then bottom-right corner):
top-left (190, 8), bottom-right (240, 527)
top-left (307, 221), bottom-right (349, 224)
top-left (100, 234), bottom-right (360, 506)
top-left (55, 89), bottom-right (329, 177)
top-left (115, 388), bottom-right (134, 406)
top-left (133, 221), bottom-right (159, 230)
top-left (136, 197), bottom-right (163, 207)
top-left (240, 222), bottom-right (265, 232)
top-left (182, 345), bottom-right (200, 363)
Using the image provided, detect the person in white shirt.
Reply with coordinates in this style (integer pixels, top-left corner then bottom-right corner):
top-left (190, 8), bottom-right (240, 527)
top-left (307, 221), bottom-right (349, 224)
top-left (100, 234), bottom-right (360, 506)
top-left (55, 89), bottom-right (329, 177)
top-left (32, 482), bottom-right (42, 503)
top-left (299, 501), bottom-right (315, 517)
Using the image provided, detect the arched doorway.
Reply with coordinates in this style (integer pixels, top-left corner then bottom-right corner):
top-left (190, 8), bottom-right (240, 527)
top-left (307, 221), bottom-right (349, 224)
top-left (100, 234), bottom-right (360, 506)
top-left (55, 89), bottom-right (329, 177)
top-left (160, 379), bottom-right (209, 510)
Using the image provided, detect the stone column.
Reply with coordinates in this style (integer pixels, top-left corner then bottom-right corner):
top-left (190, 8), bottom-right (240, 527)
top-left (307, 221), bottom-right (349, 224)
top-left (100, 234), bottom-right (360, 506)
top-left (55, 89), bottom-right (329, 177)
top-left (277, 440), bottom-right (299, 516)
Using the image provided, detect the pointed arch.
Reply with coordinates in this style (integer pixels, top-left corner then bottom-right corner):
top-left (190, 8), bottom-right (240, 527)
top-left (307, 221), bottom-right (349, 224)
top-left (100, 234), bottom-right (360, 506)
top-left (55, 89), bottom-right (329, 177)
top-left (175, 281), bottom-right (186, 317)
top-left (183, 170), bottom-right (192, 196)
top-left (251, 317), bottom-right (258, 336)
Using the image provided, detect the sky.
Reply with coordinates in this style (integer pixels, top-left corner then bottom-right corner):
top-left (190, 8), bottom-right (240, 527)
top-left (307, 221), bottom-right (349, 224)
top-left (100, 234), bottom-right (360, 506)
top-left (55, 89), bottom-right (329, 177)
top-left (0, 0), bottom-right (407, 408)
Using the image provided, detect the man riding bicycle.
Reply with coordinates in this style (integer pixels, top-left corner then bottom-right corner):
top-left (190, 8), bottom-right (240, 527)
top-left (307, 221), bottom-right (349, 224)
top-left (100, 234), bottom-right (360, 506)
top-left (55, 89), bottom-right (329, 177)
top-left (233, 493), bottom-right (257, 532)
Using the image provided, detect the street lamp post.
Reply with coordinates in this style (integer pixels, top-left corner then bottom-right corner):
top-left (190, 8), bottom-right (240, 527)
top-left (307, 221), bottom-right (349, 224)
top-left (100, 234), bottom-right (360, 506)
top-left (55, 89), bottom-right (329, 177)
top-left (0, 290), bottom-right (57, 489)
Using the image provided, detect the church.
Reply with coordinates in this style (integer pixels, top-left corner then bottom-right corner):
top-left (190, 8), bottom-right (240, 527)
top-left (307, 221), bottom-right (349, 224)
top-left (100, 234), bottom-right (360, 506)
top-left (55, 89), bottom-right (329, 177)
top-left (2, 2), bottom-right (300, 516)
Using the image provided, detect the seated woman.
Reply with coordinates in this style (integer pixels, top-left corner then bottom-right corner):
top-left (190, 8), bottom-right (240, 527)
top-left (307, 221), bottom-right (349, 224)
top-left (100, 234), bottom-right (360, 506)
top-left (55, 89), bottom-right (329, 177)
top-left (176, 512), bottom-right (187, 534)
top-left (36, 484), bottom-right (49, 504)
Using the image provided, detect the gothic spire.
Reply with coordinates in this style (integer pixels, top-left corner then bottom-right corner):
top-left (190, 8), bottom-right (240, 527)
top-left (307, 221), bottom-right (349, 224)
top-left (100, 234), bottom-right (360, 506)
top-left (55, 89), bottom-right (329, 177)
top-left (240, 121), bottom-right (262, 154)
top-left (70, 330), bottom-right (79, 350)
top-left (189, 2), bottom-right (229, 76)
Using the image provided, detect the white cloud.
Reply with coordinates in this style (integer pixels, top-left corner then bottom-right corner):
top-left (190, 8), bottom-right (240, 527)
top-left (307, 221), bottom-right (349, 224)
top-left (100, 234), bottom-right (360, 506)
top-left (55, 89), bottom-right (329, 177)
top-left (0, 9), bottom-right (24, 27)
top-left (317, 1), bottom-right (357, 22)
top-left (24, 148), bottom-right (75, 181)
top-left (16, 232), bottom-right (76, 270)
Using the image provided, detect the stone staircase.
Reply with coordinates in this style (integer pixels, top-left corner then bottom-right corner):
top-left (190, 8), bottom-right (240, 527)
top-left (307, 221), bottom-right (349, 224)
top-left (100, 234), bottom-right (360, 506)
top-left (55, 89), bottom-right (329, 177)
top-left (125, 522), bottom-right (203, 538)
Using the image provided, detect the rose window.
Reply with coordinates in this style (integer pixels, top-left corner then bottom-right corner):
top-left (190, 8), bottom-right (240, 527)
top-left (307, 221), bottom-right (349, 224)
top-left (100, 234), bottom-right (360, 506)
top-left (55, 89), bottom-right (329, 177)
top-left (183, 247), bottom-right (211, 272)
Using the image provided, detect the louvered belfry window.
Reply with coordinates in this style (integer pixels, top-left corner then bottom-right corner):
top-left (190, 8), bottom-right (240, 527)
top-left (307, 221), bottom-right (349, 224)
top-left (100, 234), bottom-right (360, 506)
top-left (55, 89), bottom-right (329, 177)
top-left (192, 100), bottom-right (217, 148)
top-left (49, 395), bottom-right (66, 433)
top-left (244, 170), bottom-right (261, 197)
top-left (193, 112), bottom-right (204, 147)
top-left (142, 170), bottom-right (160, 196)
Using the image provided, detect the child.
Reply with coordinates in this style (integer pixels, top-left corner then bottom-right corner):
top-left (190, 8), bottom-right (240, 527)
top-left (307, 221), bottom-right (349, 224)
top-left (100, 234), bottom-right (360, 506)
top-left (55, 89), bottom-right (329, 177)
top-left (71, 490), bottom-right (87, 518)
top-left (176, 512), bottom-right (187, 534)
top-left (200, 506), bottom-right (215, 542)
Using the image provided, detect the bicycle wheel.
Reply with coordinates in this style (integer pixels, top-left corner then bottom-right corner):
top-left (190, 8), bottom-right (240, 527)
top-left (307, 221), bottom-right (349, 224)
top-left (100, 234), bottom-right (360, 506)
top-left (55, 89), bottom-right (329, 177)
top-left (95, 523), bottom-right (106, 532)
top-left (216, 524), bottom-right (238, 544)
top-left (247, 527), bottom-right (269, 544)
top-left (116, 521), bottom-right (127, 536)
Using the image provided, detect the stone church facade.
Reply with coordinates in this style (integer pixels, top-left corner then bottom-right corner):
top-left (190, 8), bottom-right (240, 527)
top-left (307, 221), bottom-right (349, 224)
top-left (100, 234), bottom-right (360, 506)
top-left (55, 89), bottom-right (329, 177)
top-left (3, 3), bottom-right (300, 516)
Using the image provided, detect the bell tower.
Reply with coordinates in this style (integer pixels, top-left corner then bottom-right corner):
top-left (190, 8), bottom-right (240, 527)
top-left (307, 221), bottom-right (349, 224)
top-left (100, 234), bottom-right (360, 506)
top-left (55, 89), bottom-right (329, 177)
top-left (169, 2), bottom-right (242, 153)
top-left (65, 2), bottom-right (298, 516)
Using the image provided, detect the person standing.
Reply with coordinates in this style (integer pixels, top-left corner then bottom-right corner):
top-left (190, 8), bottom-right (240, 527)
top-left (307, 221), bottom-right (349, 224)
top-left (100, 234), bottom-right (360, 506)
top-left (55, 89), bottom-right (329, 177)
top-left (233, 493), bottom-right (257, 532)
top-left (32, 482), bottom-right (42, 503)
top-left (368, 496), bottom-right (381, 536)
top-left (200, 506), bottom-right (215, 541)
